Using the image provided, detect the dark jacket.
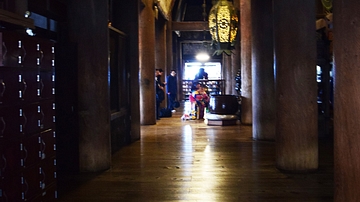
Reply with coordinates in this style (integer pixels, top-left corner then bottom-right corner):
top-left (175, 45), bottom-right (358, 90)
top-left (156, 78), bottom-right (164, 102)
top-left (166, 75), bottom-right (177, 94)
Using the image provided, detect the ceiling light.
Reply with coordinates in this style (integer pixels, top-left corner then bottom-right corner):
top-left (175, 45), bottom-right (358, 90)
top-left (196, 53), bottom-right (210, 61)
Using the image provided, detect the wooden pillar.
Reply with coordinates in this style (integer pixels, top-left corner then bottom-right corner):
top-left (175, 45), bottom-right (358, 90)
top-left (274, 0), bottom-right (318, 172)
top-left (224, 54), bottom-right (232, 95)
top-left (333, 1), bottom-right (360, 200)
top-left (156, 17), bottom-right (167, 108)
top-left (67, 0), bottom-right (111, 172)
top-left (240, 0), bottom-right (252, 125)
top-left (166, 19), bottom-right (175, 98)
top-left (139, 0), bottom-right (156, 125)
top-left (251, 0), bottom-right (275, 140)
top-left (231, 38), bottom-right (241, 96)
top-left (129, 1), bottom-right (141, 141)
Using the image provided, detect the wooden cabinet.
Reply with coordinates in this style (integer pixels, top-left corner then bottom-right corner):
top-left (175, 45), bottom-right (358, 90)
top-left (182, 79), bottom-right (225, 100)
top-left (0, 31), bottom-right (56, 201)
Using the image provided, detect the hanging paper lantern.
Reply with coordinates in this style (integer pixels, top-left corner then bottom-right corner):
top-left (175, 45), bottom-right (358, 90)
top-left (208, 0), bottom-right (239, 55)
top-left (321, 0), bottom-right (333, 11)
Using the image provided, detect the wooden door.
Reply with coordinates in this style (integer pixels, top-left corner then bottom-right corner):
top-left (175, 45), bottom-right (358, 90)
top-left (109, 28), bottom-right (131, 153)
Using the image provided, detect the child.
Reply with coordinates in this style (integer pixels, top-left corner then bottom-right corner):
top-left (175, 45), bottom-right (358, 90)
top-left (191, 84), bottom-right (209, 119)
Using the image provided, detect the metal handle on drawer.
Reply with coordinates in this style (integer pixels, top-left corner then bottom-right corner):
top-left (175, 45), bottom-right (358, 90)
top-left (22, 45), bottom-right (27, 62)
top-left (0, 79), bottom-right (5, 97)
top-left (22, 80), bottom-right (27, 96)
top-left (40, 109), bottom-right (44, 127)
top-left (41, 168), bottom-right (46, 189)
top-left (40, 79), bottom-right (44, 95)
top-left (41, 139), bottom-right (46, 159)
top-left (40, 50), bottom-right (44, 64)
top-left (2, 42), bottom-right (7, 60)
top-left (24, 179), bottom-right (29, 199)
top-left (3, 190), bottom-right (8, 201)
top-left (1, 154), bottom-right (6, 173)
top-left (0, 117), bottom-right (5, 137)
top-left (23, 112), bottom-right (27, 130)
top-left (23, 146), bottom-right (28, 166)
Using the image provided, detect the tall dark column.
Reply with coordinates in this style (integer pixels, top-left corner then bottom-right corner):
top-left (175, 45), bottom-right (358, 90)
top-left (156, 17), bottom-right (167, 109)
top-left (231, 47), bottom-right (240, 96)
top-left (224, 54), bottom-right (232, 95)
top-left (232, 0), bottom-right (241, 97)
top-left (333, 1), bottom-right (360, 200)
top-left (166, 18), bottom-right (175, 97)
top-left (67, 0), bottom-right (111, 171)
top-left (139, 0), bottom-right (156, 125)
top-left (251, 0), bottom-right (275, 140)
top-left (240, 0), bottom-right (252, 125)
top-left (274, 0), bottom-right (318, 172)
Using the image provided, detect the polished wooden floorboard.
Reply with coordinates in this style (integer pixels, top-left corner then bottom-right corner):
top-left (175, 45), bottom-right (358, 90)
top-left (58, 102), bottom-right (334, 202)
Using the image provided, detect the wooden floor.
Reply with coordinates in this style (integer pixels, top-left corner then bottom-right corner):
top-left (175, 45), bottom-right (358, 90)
top-left (57, 102), bottom-right (334, 202)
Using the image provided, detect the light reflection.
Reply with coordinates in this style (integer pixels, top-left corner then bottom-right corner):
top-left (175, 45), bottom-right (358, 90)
top-left (200, 142), bottom-right (217, 199)
top-left (181, 125), bottom-right (193, 176)
top-left (183, 125), bottom-right (193, 143)
top-left (204, 144), bottom-right (211, 153)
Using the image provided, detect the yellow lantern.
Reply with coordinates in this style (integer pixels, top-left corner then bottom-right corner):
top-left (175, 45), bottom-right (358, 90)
top-left (208, 0), bottom-right (239, 55)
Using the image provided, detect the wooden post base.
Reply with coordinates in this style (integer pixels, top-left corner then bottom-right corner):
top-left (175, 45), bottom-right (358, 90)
top-left (207, 119), bottom-right (237, 126)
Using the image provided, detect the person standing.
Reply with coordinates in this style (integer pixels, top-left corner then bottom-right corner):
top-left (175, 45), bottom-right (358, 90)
top-left (194, 67), bottom-right (208, 80)
top-left (192, 67), bottom-right (208, 92)
top-left (155, 69), bottom-right (165, 120)
top-left (166, 70), bottom-right (177, 112)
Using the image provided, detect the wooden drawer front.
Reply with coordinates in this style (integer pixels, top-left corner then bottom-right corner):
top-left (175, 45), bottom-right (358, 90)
top-left (40, 71), bottom-right (55, 100)
top-left (0, 31), bottom-right (56, 202)
top-left (39, 100), bottom-right (55, 131)
top-left (0, 69), bottom-right (53, 105)
top-left (31, 184), bottom-right (57, 201)
top-left (21, 70), bottom-right (41, 103)
top-left (0, 103), bottom-right (53, 139)
top-left (22, 104), bottom-right (42, 136)
top-left (22, 39), bottom-right (54, 70)
top-left (40, 157), bottom-right (56, 191)
top-left (39, 41), bottom-right (55, 71)
top-left (0, 32), bottom-right (54, 69)
top-left (40, 130), bottom-right (56, 160)
top-left (0, 106), bottom-right (24, 138)
top-left (0, 141), bottom-right (22, 178)
top-left (20, 36), bottom-right (54, 70)
top-left (1, 175), bottom-right (22, 202)
top-left (20, 37), bottom-right (38, 68)
top-left (22, 101), bottom-right (55, 136)
top-left (0, 68), bottom-right (22, 105)
top-left (0, 32), bottom-right (22, 67)
top-left (22, 165), bottom-right (42, 201)
top-left (22, 135), bottom-right (41, 168)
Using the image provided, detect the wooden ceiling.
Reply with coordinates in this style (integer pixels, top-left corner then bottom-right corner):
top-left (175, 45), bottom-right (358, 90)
top-left (171, 0), bottom-right (216, 41)
top-left (172, 0), bottom-right (215, 22)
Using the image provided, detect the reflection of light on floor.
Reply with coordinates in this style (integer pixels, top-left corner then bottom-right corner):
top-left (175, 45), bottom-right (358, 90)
top-left (181, 125), bottom-right (193, 176)
top-left (204, 144), bottom-right (211, 153)
top-left (180, 105), bottom-right (218, 200)
top-left (198, 144), bottom-right (217, 200)
top-left (183, 100), bottom-right (192, 113)
top-left (180, 124), bottom-right (217, 200)
top-left (183, 124), bottom-right (192, 144)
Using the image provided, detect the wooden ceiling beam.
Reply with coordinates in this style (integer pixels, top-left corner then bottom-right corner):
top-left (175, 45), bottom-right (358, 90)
top-left (0, 9), bottom-right (35, 29)
top-left (171, 21), bottom-right (209, 31)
